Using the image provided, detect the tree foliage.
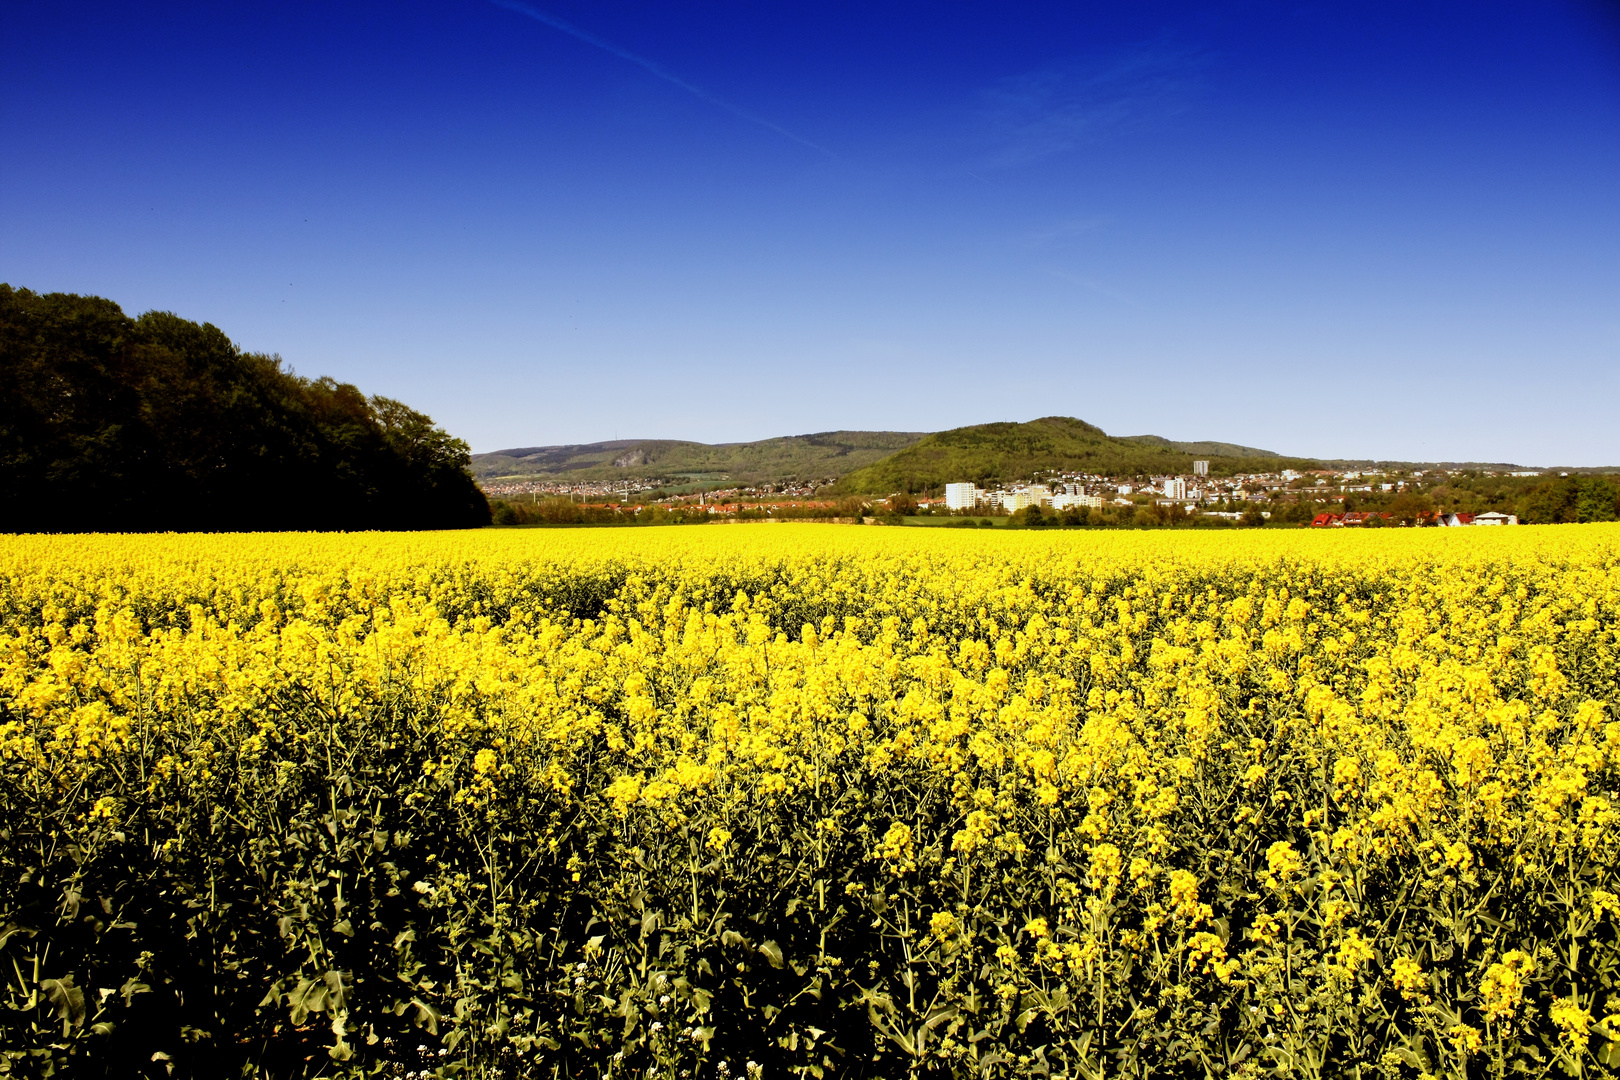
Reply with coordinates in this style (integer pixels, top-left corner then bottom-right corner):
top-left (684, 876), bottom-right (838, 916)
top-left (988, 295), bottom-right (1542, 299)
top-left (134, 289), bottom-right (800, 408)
top-left (834, 417), bottom-right (1318, 495)
top-left (476, 431), bottom-right (928, 487)
top-left (1520, 476), bottom-right (1620, 525)
top-left (0, 285), bottom-right (488, 531)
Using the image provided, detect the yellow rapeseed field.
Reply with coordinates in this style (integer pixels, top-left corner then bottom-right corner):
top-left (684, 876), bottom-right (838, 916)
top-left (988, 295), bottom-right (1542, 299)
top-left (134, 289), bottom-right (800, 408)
top-left (3, 524), bottom-right (1619, 1079)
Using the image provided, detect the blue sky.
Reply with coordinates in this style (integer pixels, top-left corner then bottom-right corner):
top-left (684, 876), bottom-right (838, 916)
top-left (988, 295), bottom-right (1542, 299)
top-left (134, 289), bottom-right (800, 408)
top-left (5, 2), bottom-right (1618, 464)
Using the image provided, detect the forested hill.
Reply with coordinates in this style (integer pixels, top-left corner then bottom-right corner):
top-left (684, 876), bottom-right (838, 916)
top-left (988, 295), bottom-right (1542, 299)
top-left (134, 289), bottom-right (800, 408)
top-left (0, 285), bottom-right (489, 531)
top-left (834, 416), bottom-right (1320, 493)
top-left (474, 431), bottom-right (927, 486)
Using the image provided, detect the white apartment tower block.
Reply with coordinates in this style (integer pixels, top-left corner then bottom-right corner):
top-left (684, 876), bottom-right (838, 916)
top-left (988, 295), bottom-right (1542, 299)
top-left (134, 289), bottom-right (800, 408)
top-left (1193, 460), bottom-right (1209, 476)
top-left (944, 483), bottom-right (978, 511)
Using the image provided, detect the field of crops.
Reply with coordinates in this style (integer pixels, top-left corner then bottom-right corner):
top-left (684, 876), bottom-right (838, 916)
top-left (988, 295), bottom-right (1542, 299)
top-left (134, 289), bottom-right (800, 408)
top-left (4, 525), bottom-right (1620, 1079)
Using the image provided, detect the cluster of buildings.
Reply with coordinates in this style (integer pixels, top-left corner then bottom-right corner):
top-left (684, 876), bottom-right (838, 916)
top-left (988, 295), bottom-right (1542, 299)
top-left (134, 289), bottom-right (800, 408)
top-left (1311, 510), bottom-right (1519, 527)
top-left (649, 481), bottom-right (830, 507)
top-left (945, 482), bottom-right (1108, 512)
top-left (482, 477), bottom-right (831, 503)
top-left (482, 478), bottom-right (664, 500)
top-left (945, 461), bottom-right (1241, 513)
top-left (943, 461), bottom-right (1527, 526)
top-left (489, 460), bottom-right (1540, 526)
top-left (1310, 511), bottom-right (1393, 527)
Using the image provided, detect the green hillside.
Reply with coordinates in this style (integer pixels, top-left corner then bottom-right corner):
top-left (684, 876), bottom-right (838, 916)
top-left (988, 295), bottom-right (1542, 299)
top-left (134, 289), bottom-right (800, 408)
top-left (473, 430), bottom-right (927, 486)
top-left (1118, 434), bottom-right (1285, 458)
top-left (834, 416), bottom-right (1318, 494)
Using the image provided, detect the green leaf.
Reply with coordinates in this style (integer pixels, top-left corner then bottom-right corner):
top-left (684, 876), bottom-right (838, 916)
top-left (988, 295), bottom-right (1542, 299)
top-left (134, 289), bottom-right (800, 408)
top-left (121, 978), bottom-right (152, 1006)
top-left (322, 969), bottom-right (350, 1012)
top-left (41, 976), bottom-right (86, 1030)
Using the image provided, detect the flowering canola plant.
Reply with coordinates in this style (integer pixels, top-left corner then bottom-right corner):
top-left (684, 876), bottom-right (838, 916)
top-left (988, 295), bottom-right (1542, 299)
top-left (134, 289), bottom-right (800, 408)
top-left (3, 524), bottom-right (1620, 1079)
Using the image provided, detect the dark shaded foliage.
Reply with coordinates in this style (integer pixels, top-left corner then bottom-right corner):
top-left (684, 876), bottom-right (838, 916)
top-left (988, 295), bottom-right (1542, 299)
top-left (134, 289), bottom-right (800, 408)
top-left (0, 285), bottom-right (489, 531)
top-left (1519, 475), bottom-right (1620, 525)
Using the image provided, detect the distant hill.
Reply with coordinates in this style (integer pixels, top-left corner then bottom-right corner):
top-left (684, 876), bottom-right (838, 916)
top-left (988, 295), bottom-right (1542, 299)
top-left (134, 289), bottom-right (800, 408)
top-left (473, 431), bottom-right (928, 486)
top-left (477, 417), bottom-right (1605, 497)
top-left (1119, 434), bottom-right (1283, 458)
top-left (1320, 457), bottom-right (1531, 472)
top-left (1318, 458), bottom-right (1619, 474)
top-left (833, 416), bottom-right (1319, 494)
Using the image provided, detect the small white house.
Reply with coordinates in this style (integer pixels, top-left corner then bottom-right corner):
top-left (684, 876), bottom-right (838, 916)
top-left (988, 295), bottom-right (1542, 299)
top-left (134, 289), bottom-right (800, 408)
top-left (1439, 511), bottom-right (1519, 527)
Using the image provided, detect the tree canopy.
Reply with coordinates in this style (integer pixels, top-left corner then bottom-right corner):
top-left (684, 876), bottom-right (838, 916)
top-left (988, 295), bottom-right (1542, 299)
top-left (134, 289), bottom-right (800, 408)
top-left (834, 416), bottom-right (1319, 494)
top-left (1519, 475), bottom-right (1620, 524)
top-left (0, 285), bottom-right (489, 532)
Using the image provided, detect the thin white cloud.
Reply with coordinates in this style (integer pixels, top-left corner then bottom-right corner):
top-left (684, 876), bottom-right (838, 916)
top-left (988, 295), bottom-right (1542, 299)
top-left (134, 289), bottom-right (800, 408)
top-left (1045, 267), bottom-right (1141, 307)
top-left (489, 0), bottom-right (835, 158)
top-left (1020, 216), bottom-right (1110, 249)
top-left (978, 41), bottom-right (1208, 169)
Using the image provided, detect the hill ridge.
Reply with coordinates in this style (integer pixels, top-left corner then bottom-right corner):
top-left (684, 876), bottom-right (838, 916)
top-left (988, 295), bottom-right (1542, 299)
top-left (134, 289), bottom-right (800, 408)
top-left (472, 430), bottom-right (929, 486)
top-left (832, 416), bottom-right (1318, 493)
top-left (474, 417), bottom-right (1601, 492)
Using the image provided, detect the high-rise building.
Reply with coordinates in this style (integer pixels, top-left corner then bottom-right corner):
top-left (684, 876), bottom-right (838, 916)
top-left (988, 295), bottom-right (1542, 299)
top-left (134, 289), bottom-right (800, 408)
top-left (1164, 477), bottom-right (1187, 499)
top-left (944, 483), bottom-right (978, 511)
top-left (1193, 460), bottom-right (1209, 476)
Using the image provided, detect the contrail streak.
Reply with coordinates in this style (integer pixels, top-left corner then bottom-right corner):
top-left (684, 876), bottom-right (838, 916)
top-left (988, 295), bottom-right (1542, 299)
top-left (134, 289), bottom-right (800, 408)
top-left (488, 0), bottom-right (834, 157)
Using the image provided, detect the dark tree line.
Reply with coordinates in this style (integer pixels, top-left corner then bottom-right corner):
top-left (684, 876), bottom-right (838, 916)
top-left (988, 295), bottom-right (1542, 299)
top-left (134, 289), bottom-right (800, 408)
top-left (1331, 473), bottom-right (1619, 525)
top-left (0, 285), bottom-right (489, 532)
top-left (1517, 475), bottom-right (1620, 524)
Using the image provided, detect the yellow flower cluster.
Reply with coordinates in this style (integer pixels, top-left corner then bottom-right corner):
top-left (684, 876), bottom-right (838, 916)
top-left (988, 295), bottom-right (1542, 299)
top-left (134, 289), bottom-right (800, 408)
top-left (3, 523), bottom-right (1620, 1078)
